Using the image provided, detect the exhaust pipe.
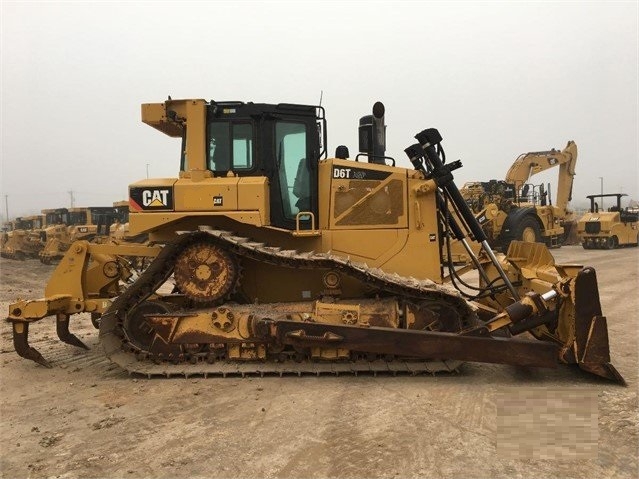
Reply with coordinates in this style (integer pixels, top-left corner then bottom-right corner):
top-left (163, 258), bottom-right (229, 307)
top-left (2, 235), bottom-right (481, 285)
top-left (359, 102), bottom-right (386, 164)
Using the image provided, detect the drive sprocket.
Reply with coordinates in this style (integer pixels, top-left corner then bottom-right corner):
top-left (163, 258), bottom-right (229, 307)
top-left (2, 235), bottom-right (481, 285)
top-left (173, 240), bottom-right (238, 305)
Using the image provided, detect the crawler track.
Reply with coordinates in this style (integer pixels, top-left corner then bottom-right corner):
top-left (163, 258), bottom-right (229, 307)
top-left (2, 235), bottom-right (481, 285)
top-left (99, 228), bottom-right (475, 377)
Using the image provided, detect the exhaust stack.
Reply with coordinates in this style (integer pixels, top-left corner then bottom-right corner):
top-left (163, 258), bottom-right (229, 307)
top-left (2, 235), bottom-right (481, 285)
top-left (359, 101), bottom-right (386, 164)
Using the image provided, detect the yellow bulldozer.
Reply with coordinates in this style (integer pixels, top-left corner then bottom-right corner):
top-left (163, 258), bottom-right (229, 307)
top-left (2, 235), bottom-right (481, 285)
top-left (39, 206), bottom-right (119, 264)
top-left (110, 200), bottom-right (148, 243)
top-left (5, 98), bottom-right (624, 384)
top-left (111, 200), bottom-right (130, 238)
top-left (0, 214), bottom-right (45, 260)
top-left (577, 194), bottom-right (639, 249)
top-left (0, 220), bottom-right (15, 251)
top-left (35, 208), bottom-right (71, 260)
top-left (460, 141), bottom-right (578, 251)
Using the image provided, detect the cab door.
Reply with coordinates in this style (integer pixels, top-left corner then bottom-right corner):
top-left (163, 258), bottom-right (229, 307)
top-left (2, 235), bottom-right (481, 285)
top-left (266, 118), bottom-right (319, 230)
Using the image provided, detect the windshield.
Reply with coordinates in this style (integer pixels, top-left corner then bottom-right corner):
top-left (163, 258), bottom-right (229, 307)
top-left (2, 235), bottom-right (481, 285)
top-left (69, 211), bottom-right (87, 225)
top-left (115, 207), bottom-right (129, 223)
top-left (46, 212), bottom-right (66, 224)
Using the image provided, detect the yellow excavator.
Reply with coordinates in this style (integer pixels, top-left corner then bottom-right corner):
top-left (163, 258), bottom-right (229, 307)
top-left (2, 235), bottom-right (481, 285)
top-left (460, 141), bottom-right (578, 251)
top-left (6, 98), bottom-right (624, 384)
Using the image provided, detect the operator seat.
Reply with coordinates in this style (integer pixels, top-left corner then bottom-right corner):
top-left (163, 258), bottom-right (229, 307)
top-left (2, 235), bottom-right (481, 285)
top-left (292, 158), bottom-right (310, 211)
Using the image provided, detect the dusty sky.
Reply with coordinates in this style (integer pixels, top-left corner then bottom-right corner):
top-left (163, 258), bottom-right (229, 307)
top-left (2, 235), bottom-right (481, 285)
top-left (1, 1), bottom-right (637, 219)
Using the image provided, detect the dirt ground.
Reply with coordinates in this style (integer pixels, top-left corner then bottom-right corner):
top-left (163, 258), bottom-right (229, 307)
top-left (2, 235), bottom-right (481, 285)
top-left (0, 246), bottom-right (637, 479)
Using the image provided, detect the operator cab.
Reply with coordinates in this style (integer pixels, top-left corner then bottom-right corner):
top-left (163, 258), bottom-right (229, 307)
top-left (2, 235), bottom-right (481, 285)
top-left (141, 98), bottom-right (397, 233)
top-left (43, 208), bottom-right (69, 226)
top-left (186, 101), bottom-right (326, 230)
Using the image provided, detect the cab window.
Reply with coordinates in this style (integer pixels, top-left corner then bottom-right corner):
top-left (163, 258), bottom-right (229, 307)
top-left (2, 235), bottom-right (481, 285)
top-left (180, 128), bottom-right (188, 171)
top-left (208, 122), bottom-right (253, 172)
top-left (69, 212), bottom-right (87, 225)
top-left (275, 122), bottom-right (309, 220)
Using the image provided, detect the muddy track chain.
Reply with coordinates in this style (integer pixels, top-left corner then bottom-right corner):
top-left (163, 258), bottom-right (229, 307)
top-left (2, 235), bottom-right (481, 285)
top-left (99, 228), bottom-right (474, 378)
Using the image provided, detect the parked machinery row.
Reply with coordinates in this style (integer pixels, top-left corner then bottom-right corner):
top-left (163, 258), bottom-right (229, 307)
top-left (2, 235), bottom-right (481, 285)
top-left (1, 202), bottom-right (133, 263)
top-left (454, 144), bottom-right (637, 255)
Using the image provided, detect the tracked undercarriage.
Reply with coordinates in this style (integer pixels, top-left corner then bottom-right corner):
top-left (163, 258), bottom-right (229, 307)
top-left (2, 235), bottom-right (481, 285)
top-left (100, 229), bottom-right (483, 377)
top-left (7, 229), bottom-right (624, 383)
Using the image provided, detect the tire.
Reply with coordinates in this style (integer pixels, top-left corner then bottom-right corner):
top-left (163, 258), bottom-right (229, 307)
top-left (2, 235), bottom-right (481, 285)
top-left (515, 216), bottom-right (543, 243)
top-left (499, 215), bottom-right (543, 252)
top-left (605, 236), bottom-right (615, 250)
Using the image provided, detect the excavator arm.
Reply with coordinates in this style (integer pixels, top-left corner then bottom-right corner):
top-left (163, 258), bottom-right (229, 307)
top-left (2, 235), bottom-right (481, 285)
top-left (505, 141), bottom-right (578, 213)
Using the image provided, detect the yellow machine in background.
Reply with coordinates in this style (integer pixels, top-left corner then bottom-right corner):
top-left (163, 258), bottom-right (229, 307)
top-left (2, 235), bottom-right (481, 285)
top-left (111, 200), bottom-right (130, 237)
top-left (0, 214), bottom-right (45, 260)
top-left (111, 200), bottom-right (148, 242)
top-left (39, 206), bottom-right (116, 264)
top-left (460, 141), bottom-right (578, 251)
top-left (6, 98), bottom-right (624, 385)
top-left (578, 194), bottom-right (638, 249)
top-left (35, 208), bottom-right (71, 261)
top-left (0, 221), bottom-right (15, 251)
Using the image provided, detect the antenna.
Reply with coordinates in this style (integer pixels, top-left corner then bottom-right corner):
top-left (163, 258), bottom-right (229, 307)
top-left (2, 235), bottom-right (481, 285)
top-left (318, 90), bottom-right (323, 107)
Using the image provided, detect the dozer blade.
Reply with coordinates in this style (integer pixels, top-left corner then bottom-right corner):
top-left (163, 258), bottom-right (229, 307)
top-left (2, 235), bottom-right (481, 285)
top-left (570, 267), bottom-right (626, 385)
top-left (11, 322), bottom-right (52, 368)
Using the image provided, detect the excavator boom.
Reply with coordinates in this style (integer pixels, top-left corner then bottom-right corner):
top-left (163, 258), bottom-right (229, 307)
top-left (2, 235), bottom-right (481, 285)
top-left (505, 140), bottom-right (577, 212)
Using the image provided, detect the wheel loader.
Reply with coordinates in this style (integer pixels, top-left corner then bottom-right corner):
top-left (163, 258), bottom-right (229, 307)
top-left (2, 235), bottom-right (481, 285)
top-left (6, 98), bottom-right (624, 384)
top-left (577, 194), bottom-right (639, 249)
